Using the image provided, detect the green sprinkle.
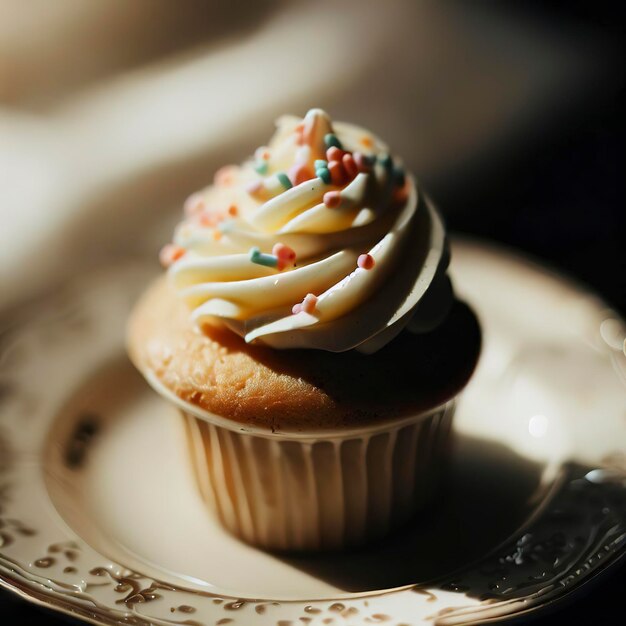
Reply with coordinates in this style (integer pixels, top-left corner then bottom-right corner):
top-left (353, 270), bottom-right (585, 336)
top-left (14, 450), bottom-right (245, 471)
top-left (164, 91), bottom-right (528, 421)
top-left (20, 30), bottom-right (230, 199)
top-left (314, 159), bottom-right (328, 169)
top-left (249, 246), bottom-right (278, 268)
top-left (276, 172), bottom-right (292, 189)
top-left (255, 161), bottom-right (268, 175)
top-left (379, 153), bottom-right (393, 169)
top-left (317, 168), bottom-right (331, 184)
top-left (324, 133), bottom-right (343, 149)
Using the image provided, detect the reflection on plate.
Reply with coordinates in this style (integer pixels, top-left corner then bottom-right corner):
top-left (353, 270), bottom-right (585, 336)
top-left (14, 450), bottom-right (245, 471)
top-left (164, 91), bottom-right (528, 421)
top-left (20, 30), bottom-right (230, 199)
top-left (0, 239), bottom-right (625, 625)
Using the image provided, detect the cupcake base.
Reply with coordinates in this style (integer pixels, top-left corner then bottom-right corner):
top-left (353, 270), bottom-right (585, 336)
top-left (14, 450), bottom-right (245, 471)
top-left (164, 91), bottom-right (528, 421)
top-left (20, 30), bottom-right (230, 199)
top-left (182, 403), bottom-right (454, 552)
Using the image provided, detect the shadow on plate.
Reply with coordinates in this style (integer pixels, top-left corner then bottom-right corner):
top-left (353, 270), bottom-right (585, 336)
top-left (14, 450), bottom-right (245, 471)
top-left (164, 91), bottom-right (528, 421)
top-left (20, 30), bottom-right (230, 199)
top-left (280, 433), bottom-right (549, 592)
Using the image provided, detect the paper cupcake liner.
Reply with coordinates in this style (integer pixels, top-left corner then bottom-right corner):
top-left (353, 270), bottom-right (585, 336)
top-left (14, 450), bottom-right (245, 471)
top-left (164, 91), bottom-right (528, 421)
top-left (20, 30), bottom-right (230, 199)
top-left (181, 402), bottom-right (454, 552)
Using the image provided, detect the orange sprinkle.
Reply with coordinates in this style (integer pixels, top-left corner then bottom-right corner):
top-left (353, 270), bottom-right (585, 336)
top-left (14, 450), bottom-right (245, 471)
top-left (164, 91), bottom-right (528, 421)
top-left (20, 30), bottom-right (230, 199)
top-left (212, 230), bottom-right (222, 241)
top-left (228, 204), bottom-right (238, 217)
top-left (159, 244), bottom-right (185, 268)
top-left (360, 136), bottom-right (373, 148)
top-left (255, 146), bottom-right (271, 161)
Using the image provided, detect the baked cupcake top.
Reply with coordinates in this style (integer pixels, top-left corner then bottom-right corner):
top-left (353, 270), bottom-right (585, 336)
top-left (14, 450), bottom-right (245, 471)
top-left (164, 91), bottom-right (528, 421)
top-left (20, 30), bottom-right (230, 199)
top-left (159, 109), bottom-right (452, 353)
top-left (128, 277), bottom-right (480, 431)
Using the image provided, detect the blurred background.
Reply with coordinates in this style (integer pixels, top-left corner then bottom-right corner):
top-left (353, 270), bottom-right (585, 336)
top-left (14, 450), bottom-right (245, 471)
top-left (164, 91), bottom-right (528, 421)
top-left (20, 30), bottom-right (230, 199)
top-left (1, 0), bottom-right (624, 315)
top-left (0, 0), bottom-right (624, 623)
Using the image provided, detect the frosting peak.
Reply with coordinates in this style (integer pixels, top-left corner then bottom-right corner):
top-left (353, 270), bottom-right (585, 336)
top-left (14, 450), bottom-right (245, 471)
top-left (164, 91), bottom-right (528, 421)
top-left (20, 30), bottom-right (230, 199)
top-left (162, 109), bottom-right (453, 352)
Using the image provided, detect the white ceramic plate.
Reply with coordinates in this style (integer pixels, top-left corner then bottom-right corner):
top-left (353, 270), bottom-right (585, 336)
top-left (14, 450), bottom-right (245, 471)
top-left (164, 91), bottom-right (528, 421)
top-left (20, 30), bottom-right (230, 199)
top-left (0, 240), bottom-right (625, 626)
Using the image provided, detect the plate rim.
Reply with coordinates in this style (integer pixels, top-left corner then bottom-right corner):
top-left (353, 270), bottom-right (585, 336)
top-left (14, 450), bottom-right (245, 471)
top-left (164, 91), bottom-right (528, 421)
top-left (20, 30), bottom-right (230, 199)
top-left (1, 238), bottom-right (625, 626)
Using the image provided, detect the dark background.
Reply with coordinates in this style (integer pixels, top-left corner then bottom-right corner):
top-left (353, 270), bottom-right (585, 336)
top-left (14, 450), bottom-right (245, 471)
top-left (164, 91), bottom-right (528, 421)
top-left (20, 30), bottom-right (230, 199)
top-left (1, 2), bottom-right (624, 624)
top-left (443, 3), bottom-right (625, 320)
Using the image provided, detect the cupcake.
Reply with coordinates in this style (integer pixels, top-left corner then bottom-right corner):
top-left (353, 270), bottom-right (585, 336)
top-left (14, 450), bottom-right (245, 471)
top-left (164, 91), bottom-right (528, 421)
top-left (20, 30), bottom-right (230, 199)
top-left (128, 109), bottom-right (480, 551)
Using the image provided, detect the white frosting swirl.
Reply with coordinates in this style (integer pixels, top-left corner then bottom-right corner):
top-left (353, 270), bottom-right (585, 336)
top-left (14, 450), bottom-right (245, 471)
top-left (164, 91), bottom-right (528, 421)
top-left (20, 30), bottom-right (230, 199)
top-left (165, 109), bottom-right (452, 352)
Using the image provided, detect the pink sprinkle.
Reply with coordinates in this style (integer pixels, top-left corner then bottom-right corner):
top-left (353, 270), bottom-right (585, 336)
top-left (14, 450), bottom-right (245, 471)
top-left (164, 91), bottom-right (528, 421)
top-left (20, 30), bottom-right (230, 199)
top-left (342, 153), bottom-right (358, 179)
top-left (159, 244), bottom-right (185, 268)
top-left (357, 253), bottom-right (375, 270)
top-left (273, 242), bottom-right (296, 270)
top-left (301, 115), bottom-right (318, 146)
top-left (293, 293), bottom-right (318, 314)
top-left (328, 160), bottom-right (347, 186)
top-left (354, 152), bottom-right (371, 173)
top-left (323, 190), bottom-right (341, 208)
top-left (326, 146), bottom-right (344, 162)
top-left (246, 180), bottom-right (263, 195)
top-left (288, 163), bottom-right (314, 186)
top-left (198, 212), bottom-right (218, 227)
top-left (301, 293), bottom-right (318, 314)
top-left (272, 243), bottom-right (296, 261)
top-left (184, 193), bottom-right (205, 215)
